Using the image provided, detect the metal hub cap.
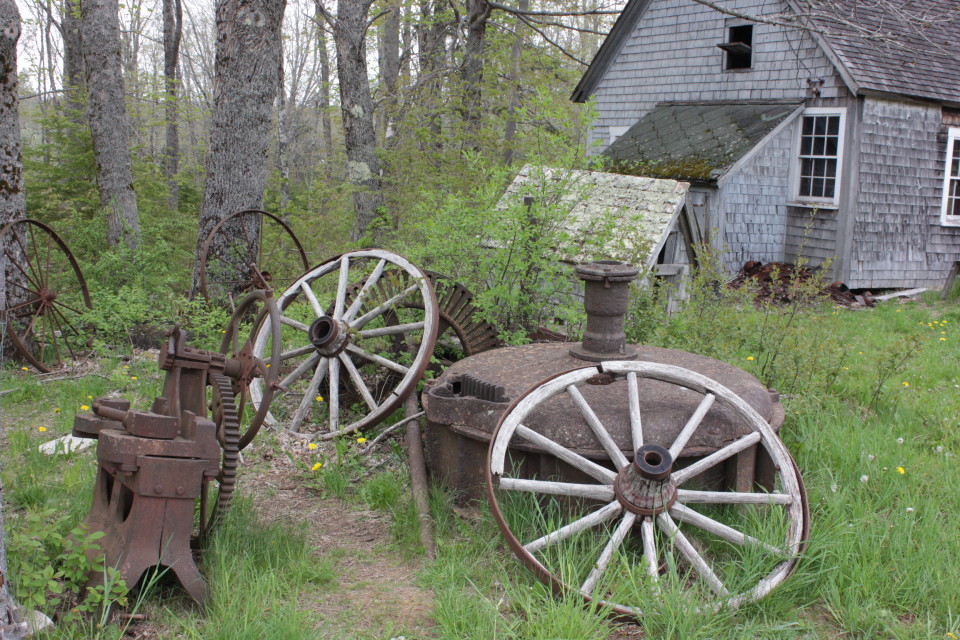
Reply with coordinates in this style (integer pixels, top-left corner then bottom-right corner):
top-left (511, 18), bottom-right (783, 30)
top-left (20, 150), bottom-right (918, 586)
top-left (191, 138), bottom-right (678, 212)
top-left (308, 316), bottom-right (351, 356)
top-left (614, 444), bottom-right (678, 516)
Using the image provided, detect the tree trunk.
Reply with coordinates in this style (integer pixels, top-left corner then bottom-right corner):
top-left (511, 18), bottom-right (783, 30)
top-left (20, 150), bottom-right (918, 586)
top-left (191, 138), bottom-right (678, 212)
top-left (460, 0), bottom-right (491, 151)
top-left (162, 0), bottom-right (182, 211)
top-left (190, 0), bottom-right (285, 298)
top-left (81, 0), bottom-right (141, 249)
top-left (334, 0), bottom-right (384, 243)
top-left (377, 1), bottom-right (399, 139)
top-left (314, 4), bottom-right (333, 163)
top-left (503, 0), bottom-right (527, 165)
top-left (61, 0), bottom-right (84, 118)
top-left (0, 2), bottom-right (29, 637)
top-left (276, 61), bottom-right (290, 213)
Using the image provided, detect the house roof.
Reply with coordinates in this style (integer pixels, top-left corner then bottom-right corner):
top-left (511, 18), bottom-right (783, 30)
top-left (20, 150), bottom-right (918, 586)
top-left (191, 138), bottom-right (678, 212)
top-left (572, 0), bottom-right (960, 106)
top-left (797, 0), bottom-right (960, 105)
top-left (602, 101), bottom-right (803, 182)
top-left (498, 166), bottom-right (689, 268)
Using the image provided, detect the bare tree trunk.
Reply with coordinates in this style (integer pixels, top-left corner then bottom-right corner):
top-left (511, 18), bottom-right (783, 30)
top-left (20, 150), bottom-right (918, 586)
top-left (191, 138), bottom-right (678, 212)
top-left (190, 0), bottom-right (286, 298)
top-left (314, 3), bottom-right (333, 163)
top-left (0, 2), bottom-right (29, 637)
top-left (503, 0), bottom-right (527, 165)
top-left (81, 0), bottom-right (141, 249)
top-left (334, 0), bottom-right (384, 243)
top-left (377, 1), bottom-right (399, 139)
top-left (277, 61), bottom-right (290, 213)
top-left (460, 0), bottom-right (491, 151)
top-left (162, 0), bottom-right (182, 210)
top-left (61, 0), bottom-right (85, 118)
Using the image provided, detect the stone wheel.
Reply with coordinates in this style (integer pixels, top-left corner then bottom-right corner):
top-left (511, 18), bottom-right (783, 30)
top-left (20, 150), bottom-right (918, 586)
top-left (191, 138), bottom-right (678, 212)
top-left (486, 360), bottom-right (809, 618)
top-left (0, 219), bottom-right (93, 372)
top-left (199, 209), bottom-right (309, 302)
top-left (249, 250), bottom-right (439, 435)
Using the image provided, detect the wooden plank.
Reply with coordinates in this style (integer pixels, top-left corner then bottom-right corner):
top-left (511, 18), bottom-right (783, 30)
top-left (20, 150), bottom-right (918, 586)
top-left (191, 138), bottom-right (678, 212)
top-left (941, 262), bottom-right (960, 300)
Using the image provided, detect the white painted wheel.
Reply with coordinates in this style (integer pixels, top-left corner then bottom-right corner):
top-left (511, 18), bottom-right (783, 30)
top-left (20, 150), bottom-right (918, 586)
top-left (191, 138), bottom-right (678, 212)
top-left (486, 360), bottom-right (808, 618)
top-left (250, 250), bottom-right (439, 435)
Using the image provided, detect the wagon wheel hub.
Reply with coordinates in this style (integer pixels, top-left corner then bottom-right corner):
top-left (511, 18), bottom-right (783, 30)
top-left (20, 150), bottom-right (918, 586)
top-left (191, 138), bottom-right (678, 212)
top-left (38, 287), bottom-right (57, 308)
top-left (308, 316), bottom-right (351, 357)
top-left (614, 444), bottom-right (678, 517)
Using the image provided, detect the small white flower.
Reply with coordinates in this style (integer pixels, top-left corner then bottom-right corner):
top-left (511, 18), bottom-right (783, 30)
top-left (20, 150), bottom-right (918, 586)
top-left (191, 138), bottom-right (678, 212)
top-left (860, 475), bottom-right (869, 483)
top-left (905, 507), bottom-right (914, 513)
top-left (936, 446), bottom-right (944, 453)
top-left (867, 454), bottom-right (875, 461)
top-left (830, 483), bottom-right (838, 493)
top-left (896, 437), bottom-right (904, 445)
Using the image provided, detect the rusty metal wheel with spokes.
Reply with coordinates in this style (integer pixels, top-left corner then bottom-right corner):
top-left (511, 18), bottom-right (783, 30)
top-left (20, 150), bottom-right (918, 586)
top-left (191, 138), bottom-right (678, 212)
top-left (199, 209), bottom-right (309, 303)
top-left (486, 360), bottom-right (809, 619)
top-left (0, 219), bottom-right (93, 372)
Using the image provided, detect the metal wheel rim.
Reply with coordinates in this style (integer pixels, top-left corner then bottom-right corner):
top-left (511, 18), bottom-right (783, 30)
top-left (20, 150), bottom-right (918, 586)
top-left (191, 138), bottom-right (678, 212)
top-left (1, 219), bottom-right (93, 372)
top-left (249, 250), bottom-right (439, 434)
top-left (199, 209), bottom-right (309, 302)
top-left (485, 360), bottom-right (808, 618)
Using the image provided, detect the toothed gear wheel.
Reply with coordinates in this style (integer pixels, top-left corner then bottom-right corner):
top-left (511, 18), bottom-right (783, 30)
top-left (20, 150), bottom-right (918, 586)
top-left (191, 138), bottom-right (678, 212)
top-left (203, 372), bottom-right (241, 537)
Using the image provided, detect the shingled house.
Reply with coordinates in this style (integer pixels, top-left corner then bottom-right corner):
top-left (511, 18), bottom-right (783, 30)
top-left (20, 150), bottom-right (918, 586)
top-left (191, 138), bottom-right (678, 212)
top-left (572, 0), bottom-right (960, 289)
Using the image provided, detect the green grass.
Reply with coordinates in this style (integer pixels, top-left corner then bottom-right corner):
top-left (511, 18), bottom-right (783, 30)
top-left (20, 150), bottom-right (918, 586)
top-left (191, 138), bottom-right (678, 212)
top-left (3, 293), bottom-right (960, 639)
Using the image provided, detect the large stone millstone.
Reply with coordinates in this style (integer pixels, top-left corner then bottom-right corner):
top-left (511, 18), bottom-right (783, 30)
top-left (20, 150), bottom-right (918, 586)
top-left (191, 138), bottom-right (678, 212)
top-left (423, 342), bottom-right (783, 500)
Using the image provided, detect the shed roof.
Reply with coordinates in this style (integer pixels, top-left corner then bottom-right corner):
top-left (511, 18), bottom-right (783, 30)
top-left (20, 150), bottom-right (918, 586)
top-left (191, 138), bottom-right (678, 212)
top-left (573, 0), bottom-right (960, 106)
top-left (602, 101), bottom-right (802, 182)
top-left (499, 166), bottom-right (689, 268)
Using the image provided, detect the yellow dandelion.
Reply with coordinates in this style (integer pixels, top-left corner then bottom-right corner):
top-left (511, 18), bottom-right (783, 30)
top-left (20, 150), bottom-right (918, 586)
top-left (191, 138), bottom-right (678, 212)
top-left (315, 395), bottom-right (324, 402)
top-left (942, 337), bottom-right (948, 341)
top-left (130, 376), bottom-right (138, 380)
top-left (87, 395), bottom-right (93, 399)
top-left (858, 351), bottom-right (863, 355)
top-left (311, 462), bottom-right (322, 471)
top-left (53, 408), bottom-right (61, 413)
top-left (38, 426), bottom-right (47, 432)
top-left (746, 356), bottom-right (755, 361)
top-left (308, 443), bottom-right (317, 450)
top-left (356, 437), bottom-right (367, 444)
top-left (221, 330), bottom-right (226, 334)
top-left (20, 366), bottom-right (28, 371)
top-left (81, 405), bottom-right (90, 411)
top-left (902, 381), bottom-right (909, 387)
top-left (896, 466), bottom-right (905, 475)
top-left (843, 367), bottom-right (849, 370)
top-left (947, 632), bottom-right (957, 639)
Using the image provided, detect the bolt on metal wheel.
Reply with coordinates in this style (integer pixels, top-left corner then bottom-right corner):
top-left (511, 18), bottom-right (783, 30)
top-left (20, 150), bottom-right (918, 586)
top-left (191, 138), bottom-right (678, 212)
top-left (199, 209), bottom-right (309, 303)
top-left (249, 250), bottom-right (439, 435)
top-left (0, 219), bottom-right (93, 372)
top-left (486, 360), bottom-right (809, 618)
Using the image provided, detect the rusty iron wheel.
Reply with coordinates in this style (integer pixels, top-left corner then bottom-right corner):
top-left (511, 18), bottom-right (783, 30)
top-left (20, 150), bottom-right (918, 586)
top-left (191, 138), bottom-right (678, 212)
top-left (198, 209), bottom-right (309, 303)
top-left (0, 219), bottom-right (93, 372)
top-left (248, 250), bottom-right (439, 435)
top-left (218, 289), bottom-right (282, 450)
top-left (486, 360), bottom-right (809, 619)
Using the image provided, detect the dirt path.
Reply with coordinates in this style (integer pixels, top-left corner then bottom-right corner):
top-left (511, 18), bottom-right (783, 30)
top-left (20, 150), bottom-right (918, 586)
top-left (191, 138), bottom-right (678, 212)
top-left (245, 442), bottom-right (436, 639)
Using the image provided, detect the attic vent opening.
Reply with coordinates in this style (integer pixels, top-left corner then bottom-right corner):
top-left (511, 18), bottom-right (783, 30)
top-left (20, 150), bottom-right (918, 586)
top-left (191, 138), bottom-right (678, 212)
top-left (719, 25), bottom-right (753, 70)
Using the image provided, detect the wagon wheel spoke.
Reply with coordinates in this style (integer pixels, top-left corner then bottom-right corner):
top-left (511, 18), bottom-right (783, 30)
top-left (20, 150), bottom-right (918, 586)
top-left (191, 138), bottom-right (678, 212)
top-left (344, 343), bottom-right (409, 375)
top-left (498, 478), bottom-right (615, 501)
top-left (338, 352), bottom-right (378, 412)
top-left (279, 315), bottom-right (309, 332)
top-left (300, 281), bottom-right (323, 317)
top-left (288, 358), bottom-right (328, 433)
top-left (4, 249), bottom-right (43, 291)
top-left (13, 230), bottom-right (43, 289)
top-left (567, 384), bottom-right (629, 469)
top-left (349, 283), bottom-right (420, 329)
top-left (671, 432), bottom-right (762, 485)
top-left (48, 308), bottom-right (76, 361)
top-left (524, 502), bottom-right (622, 554)
top-left (640, 517), bottom-right (659, 581)
top-left (676, 489), bottom-right (793, 505)
top-left (279, 354), bottom-right (324, 391)
top-left (627, 372), bottom-right (643, 451)
top-left (668, 393), bottom-right (716, 458)
top-left (333, 255), bottom-right (350, 318)
top-left (669, 503), bottom-right (783, 555)
top-left (342, 259), bottom-right (386, 322)
top-left (486, 360), bottom-right (808, 620)
top-left (657, 512), bottom-right (730, 597)
top-left (581, 512), bottom-right (637, 596)
top-left (327, 356), bottom-right (341, 432)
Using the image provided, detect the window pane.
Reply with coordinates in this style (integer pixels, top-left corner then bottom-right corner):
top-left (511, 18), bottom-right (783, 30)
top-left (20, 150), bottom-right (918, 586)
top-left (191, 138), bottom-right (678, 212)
top-left (800, 135), bottom-right (813, 155)
top-left (814, 117), bottom-right (827, 135)
top-left (827, 116), bottom-right (840, 136)
top-left (813, 136), bottom-right (825, 155)
top-left (952, 196), bottom-right (960, 217)
top-left (823, 178), bottom-right (836, 198)
top-left (802, 118), bottom-right (813, 135)
top-left (826, 137), bottom-right (838, 155)
top-left (799, 177), bottom-right (812, 196)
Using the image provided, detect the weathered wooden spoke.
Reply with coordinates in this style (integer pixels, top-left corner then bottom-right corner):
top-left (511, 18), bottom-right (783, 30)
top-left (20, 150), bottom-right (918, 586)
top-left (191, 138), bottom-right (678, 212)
top-left (249, 250), bottom-right (438, 435)
top-left (486, 360), bottom-right (808, 620)
top-left (199, 209), bottom-right (309, 301)
top-left (1, 219), bottom-right (93, 372)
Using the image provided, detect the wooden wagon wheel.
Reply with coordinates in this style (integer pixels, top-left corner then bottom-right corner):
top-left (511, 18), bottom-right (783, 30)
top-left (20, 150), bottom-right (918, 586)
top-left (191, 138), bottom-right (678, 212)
top-left (486, 360), bottom-right (809, 618)
top-left (248, 250), bottom-right (439, 435)
top-left (0, 219), bottom-right (93, 372)
top-left (199, 209), bottom-right (309, 302)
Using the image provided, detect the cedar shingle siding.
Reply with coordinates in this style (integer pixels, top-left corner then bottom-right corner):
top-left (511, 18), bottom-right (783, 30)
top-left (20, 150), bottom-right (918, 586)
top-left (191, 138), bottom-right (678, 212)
top-left (574, 0), bottom-right (960, 290)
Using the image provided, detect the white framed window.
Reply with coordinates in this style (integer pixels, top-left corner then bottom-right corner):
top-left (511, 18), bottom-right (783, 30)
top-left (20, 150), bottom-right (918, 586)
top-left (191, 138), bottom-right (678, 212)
top-left (791, 107), bottom-right (846, 207)
top-left (942, 127), bottom-right (960, 226)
